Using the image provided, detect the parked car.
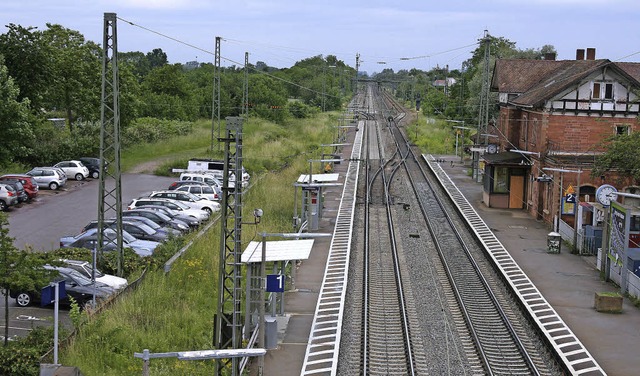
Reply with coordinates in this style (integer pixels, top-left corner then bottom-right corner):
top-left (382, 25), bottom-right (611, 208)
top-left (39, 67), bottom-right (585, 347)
top-left (53, 160), bottom-right (90, 181)
top-left (179, 172), bottom-right (224, 188)
top-left (148, 190), bottom-right (220, 214)
top-left (60, 259), bottom-right (128, 290)
top-left (10, 265), bottom-right (115, 307)
top-left (81, 219), bottom-right (172, 243)
top-left (26, 167), bottom-right (67, 190)
top-left (169, 181), bottom-right (222, 201)
top-left (118, 215), bottom-right (182, 237)
top-left (186, 158), bottom-right (250, 187)
top-left (122, 209), bottom-right (190, 233)
top-left (144, 205), bottom-right (201, 228)
top-left (127, 198), bottom-right (209, 223)
top-left (0, 179), bottom-right (28, 203)
top-left (78, 157), bottom-right (108, 179)
top-left (125, 206), bottom-right (199, 229)
top-left (60, 227), bottom-right (160, 257)
top-left (0, 174), bottom-right (38, 200)
top-left (0, 183), bottom-right (19, 211)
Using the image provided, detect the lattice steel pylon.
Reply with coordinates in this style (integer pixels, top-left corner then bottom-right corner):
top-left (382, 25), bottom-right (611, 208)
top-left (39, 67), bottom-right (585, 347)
top-left (473, 29), bottom-right (492, 182)
top-left (214, 116), bottom-right (244, 376)
top-left (211, 36), bottom-right (221, 153)
top-left (98, 13), bottom-right (124, 276)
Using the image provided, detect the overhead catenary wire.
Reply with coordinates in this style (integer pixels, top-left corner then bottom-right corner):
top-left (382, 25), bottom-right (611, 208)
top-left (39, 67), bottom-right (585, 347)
top-left (116, 16), bottom-right (343, 101)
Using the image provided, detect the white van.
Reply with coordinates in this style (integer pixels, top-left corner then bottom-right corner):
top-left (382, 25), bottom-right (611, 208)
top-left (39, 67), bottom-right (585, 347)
top-left (187, 158), bottom-right (250, 187)
top-left (179, 172), bottom-right (225, 188)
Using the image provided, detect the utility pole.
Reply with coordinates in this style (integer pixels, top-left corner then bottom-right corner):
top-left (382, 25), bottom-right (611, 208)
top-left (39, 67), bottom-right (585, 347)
top-left (214, 117), bottom-right (244, 376)
top-left (243, 52), bottom-right (249, 118)
top-left (474, 30), bottom-right (492, 182)
top-left (355, 53), bottom-right (360, 95)
top-left (211, 36), bottom-right (221, 153)
top-left (98, 12), bottom-right (124, 276)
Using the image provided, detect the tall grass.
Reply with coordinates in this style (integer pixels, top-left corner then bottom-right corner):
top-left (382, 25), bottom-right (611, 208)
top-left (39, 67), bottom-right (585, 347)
top-left (60, 113), bottom-right (337, 375)
top-left (406, 114), bottom-right (458, 155)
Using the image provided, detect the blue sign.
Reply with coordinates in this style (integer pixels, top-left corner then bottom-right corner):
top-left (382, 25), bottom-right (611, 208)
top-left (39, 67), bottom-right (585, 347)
top-left (266, 274), bottom-right (285, 293)
top-left (41, 281), bottom-right (66, 307)
top-left (565, 193), bottom-right (576, 203)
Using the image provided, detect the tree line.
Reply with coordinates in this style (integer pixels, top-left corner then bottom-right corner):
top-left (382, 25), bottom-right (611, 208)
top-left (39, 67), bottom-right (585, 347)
top-left (0, 23), bottom-right (355, 169)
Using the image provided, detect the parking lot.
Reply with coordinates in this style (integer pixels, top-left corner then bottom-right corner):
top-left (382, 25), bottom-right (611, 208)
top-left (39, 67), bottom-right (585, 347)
top-left (2, 173), bottom-right (177, 341)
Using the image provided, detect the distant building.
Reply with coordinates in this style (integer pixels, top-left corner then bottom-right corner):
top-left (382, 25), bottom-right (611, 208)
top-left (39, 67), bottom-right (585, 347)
top-left (183, 61), bottom-right (200, 71)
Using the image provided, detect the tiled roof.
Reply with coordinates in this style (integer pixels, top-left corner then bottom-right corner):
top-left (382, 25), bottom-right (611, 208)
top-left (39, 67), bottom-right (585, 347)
top-left (491, 59), bottom-right (640, 107)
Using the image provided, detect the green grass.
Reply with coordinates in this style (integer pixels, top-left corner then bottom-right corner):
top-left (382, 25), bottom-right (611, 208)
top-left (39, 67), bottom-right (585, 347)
top-left (120, 119), bottom-right (214, 173)
top-left (406, 114), bottom-right (462, 155)
top-left (60, 113), bottom-right (337, 375)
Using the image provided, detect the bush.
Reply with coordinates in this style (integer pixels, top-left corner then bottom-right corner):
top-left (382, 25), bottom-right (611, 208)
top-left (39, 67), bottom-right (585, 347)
top-left (122, 118), bottom-right (194, 146)
top-left (0, 326), bottom-right (68, 376)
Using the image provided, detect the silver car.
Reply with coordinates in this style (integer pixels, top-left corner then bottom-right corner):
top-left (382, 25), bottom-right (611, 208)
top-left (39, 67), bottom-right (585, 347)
top-left (26, 167), bottom-right (68, 190)
top-left (0, 183), bottom-right (19, 211)
top-left (54, 160), bottom-right (90, 181)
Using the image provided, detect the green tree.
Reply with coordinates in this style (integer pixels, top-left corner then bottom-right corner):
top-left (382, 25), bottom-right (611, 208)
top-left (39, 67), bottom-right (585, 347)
top-left (146, 48), bottom-right (168, 69)
top-left (0, 213), bottom-right (53, 346)
top-left (119, 51), bottom-right (151, 79)
top-left (592, 133), bottom-right (640, 184)
top-left (0, 23), bottom-right (52, 110)
top-left (41, 24), bottom-right (101, 131)
top-left (141, 64), bottom-right (198, 120)
top-left (0, 56), bottom-right (34, 166)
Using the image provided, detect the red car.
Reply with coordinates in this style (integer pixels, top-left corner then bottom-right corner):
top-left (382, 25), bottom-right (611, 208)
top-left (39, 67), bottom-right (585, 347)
top-left (0, 174), bottom-right (39, 200)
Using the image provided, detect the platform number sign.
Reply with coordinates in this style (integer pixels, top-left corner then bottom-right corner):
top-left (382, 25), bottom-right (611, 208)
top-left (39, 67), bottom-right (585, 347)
top-left (266, 274), bottom-right (285, 293)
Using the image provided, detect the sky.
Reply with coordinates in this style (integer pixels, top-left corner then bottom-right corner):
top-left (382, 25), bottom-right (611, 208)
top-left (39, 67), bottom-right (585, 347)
top-left (2, 0), bottom-right (640, 75)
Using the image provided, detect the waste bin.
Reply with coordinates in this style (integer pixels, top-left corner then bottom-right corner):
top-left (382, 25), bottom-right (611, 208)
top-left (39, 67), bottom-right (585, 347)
top-left (547, 232), bottom-right (561, 253)
top-left (265, 316), bottom-right (278, 349)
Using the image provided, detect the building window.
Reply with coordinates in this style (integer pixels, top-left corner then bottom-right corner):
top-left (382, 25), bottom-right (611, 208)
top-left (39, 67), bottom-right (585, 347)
top-left (615, 125), bottom-right (630, 136)
top-left (493, 167), bottom-right (509, 193)
top-left (593, 82), bottom-right (614, 100)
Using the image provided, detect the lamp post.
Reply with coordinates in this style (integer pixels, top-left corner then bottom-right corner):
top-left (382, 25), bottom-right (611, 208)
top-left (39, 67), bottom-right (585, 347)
top-left (448, 121), bottom-right (472, 162)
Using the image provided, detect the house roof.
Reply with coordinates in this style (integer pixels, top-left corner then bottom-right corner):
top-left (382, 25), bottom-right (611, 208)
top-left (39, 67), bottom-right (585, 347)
top-left (491, 59), bottom-right (640, 108)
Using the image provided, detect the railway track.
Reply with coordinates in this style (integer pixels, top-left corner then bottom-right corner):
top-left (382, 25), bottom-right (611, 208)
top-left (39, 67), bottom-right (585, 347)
top-left (305, 85), bottom-right (603, 375)
top-left (361, 86), bottom-right (417, 375)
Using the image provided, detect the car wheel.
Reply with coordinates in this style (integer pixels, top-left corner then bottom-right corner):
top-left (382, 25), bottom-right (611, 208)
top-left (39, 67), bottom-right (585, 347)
top-left (0, 200), bottom-right (7, 211)
top-left (91, 171), bottom-right (99, 179)
top-left (49, 182), bottom-right (59, 190)
top-left (204, 207), bottom-right (212, 215)
top-left (75, 173), bottom-right (84, 181)
top-left (15, 292), bottom-right (33, 307)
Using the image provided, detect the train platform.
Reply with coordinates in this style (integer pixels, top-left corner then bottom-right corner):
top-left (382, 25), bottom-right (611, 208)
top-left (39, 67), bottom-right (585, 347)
top-left (437, 155), bottom-right (640, 376)
top-left (253, 152), bottom-right (640, 376)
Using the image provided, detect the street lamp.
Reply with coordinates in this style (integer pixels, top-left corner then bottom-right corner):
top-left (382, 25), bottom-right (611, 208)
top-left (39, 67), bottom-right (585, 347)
top-left (446, 120), bottom-right (472, 162)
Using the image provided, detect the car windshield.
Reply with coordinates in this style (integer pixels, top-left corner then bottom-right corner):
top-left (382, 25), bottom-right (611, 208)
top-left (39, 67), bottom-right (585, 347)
top-left (169, 200), bottom-right (190, 210)
top-left (101, 228), bottom-right (136, 243)
top-left (128, 222), bottom-right (155, 235)
top-left (131, 217), bottom-right (160, 229)
top-left (185, 192), bottom-right (202, 201)
top-left (62, 268), bottom-right (95, 287)
top-left (72, 263), bottom-right (105, 278)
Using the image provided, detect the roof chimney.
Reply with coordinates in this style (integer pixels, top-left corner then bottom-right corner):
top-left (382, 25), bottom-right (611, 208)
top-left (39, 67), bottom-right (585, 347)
top-left (586, 48), bottom-right (596, 60)
top-left (544, 52), bottom-right (557, 61)
top-left (576, 49), bottom-right (585, 60)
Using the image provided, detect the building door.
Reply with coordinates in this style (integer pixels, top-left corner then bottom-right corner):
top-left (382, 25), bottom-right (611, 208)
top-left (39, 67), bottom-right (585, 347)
top-left (509, 175), bottom-right (524, 209)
